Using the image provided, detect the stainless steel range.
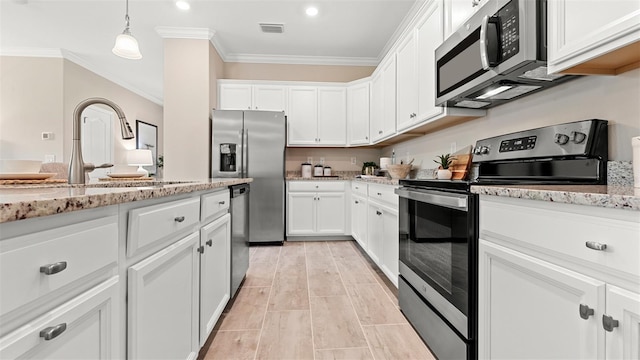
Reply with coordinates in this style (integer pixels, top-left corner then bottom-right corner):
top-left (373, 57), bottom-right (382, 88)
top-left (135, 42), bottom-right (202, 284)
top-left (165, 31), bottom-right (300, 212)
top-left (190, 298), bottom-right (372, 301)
top-left (395, 119), bottom-right (608, 360)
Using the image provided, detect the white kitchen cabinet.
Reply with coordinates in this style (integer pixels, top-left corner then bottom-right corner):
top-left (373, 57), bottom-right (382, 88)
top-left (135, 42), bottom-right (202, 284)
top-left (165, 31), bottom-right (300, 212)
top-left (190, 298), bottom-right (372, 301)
top-left (443, 0), bottom-right (486, 40)
top-left (288, 86), bottom-right (347, 146)
top-left (218, 83), bottom-right (287, 111)
top-left (396, 31), bottom-right (419, 132)
top-left (199, 213), bottom-right (231, 347)
top-left (370, 72), bottom-right (384, 143)
top-left (347, 81), bottom-right (371, 145)
top-left (478, 195), bottom-right (640, 360)
top-left (0, 276), bottom-right (119, 360)
top-left (416, 0), bottom-right (445, 120)
top-left (128, 232), bottom-right (200, 360)
top-left (367, 199), bottom-right (398, 286)
top-left (370, 56), bottom-right (397, 143)
top-left (547, 0), bottom-right (640, 75)
top-left (351, 193), bottom-right (368, 251)
top-left (287, 181), bottom-right (347, 236)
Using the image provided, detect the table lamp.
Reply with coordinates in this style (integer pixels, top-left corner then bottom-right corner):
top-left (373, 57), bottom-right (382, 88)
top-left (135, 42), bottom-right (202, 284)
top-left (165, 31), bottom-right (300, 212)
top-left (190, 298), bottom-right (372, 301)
top-left (127, 149), bottom-right (153, 177)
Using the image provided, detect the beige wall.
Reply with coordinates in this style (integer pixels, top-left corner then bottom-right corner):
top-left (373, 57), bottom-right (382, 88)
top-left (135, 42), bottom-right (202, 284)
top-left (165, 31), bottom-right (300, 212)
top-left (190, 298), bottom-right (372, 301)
top-left (0, 56), bottom-right (162, 169)
top-left (382, 68), bottom-right (640, 171)
top-left (62, 60), bottom-right (163, 166)
top-left (209, 44), bottom-right (224, 111)
top-left (163, 39), bottom-right (212, 180)
top-left (286, 147), bottom-right (382, 172)
top-left (223, 62), bottom-right (375, 82)
top-left (0, 56), bottom-right (64, 161)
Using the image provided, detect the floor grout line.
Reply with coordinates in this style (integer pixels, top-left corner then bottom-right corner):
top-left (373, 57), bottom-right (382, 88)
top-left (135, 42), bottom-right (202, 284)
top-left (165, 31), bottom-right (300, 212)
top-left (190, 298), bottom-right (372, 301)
top-left (252, 245), bottom-right (282, 360)
top-left (305, 241), bottom-right (317, 360)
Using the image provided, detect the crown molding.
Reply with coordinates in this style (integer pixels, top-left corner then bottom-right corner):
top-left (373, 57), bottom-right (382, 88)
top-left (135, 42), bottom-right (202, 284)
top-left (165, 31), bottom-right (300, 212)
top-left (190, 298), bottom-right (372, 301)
top-left (376, 0), bottom-right (426, 62)
top-left (155, 26), bottom-right (215, 40)
top-left (222, 53), bottom-right (378, 67)
top-left (0, 47), bottom-right (163, 105)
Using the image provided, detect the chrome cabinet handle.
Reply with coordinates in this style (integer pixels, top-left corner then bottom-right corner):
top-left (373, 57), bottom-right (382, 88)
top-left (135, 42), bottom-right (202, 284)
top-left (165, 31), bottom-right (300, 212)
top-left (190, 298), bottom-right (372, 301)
top-left (40, 323), bottom-right (67, 340)
top-left (579, 304), bottom-right (594, 320)
top-left (206, 239), bottom-right (213, 247)
top-left (355, 200), bottom-right (359, 204)
top-left (40, 261), bottom-right (67, 275)
top-left (602, 315), bottom-right (619, 332)
top-left (378, 130), bottom-right (383, 134)
top-left (218, 201), bottom-right (226, 205)
top-left (197, 245), bottom-right (205, 254)
top-left (377, 192), bottom-right (382, 196)
top-left (365, 136), bottom-right (368, 140)
top-left (376, 210), bottom-right (382, 216)
top-left (174, 216), bottom-right (185, 223)
top-left (585, 241), bottom-right (607, 251)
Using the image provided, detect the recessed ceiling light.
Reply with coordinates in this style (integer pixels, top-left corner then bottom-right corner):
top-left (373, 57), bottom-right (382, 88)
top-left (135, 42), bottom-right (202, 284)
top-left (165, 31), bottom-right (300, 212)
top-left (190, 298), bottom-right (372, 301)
top-left (176, 1), bottom-right (190, 10)
top-left (306, 7), bottom-right (318, 16)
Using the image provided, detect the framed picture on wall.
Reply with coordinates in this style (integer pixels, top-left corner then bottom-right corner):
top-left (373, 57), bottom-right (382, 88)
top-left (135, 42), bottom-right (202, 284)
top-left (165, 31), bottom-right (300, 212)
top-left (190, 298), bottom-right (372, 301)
top-left (136, 120), bottom-right (158, 175)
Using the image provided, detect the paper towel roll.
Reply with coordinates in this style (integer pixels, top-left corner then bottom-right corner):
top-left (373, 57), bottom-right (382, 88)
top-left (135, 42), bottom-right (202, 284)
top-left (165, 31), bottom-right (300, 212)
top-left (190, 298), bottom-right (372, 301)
top-left (633, 136), bottom-right (640, 187)
top-left (380, 157), bottom-right (391, 169)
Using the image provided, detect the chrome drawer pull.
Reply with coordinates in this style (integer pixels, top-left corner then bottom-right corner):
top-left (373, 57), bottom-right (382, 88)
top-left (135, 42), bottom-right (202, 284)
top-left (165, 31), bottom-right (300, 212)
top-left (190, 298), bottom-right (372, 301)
top-left (40, 323), bottom-right (67, 340)
top-left (376, 210), bottom-right (382, 216)
top-left (579, 304), bottom-right (594, 320)
top-left (197, 245), bottom-right (205, 254)
top-left (585, 241), bottom-right (607, 251)
top-left (377, 192), bottom-right (382, 196)
top-left (206, 239), bottom-right (213, 247)
top-left (174, 216), bottom-right (186, 223)
top-left (602, 314), bottom-right (619, 332)
top-left (40, 261), bottom-right (67, 275)
top-left (218, 201), bottom-right (226, 205)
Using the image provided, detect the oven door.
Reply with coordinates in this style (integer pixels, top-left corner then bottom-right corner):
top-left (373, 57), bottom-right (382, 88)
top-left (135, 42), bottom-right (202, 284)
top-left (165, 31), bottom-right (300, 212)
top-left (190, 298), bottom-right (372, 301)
top-left (396, 187), bottom-right (477, 339)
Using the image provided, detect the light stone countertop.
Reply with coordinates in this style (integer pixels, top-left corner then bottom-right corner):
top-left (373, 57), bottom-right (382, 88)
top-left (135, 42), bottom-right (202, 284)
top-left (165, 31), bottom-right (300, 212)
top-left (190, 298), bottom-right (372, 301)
top-left (471, 184), bottom-right (640, 211)
top-left (0, 178), bottom-right (252, 223)
top-left (286, 175), bottom-right (399, 186)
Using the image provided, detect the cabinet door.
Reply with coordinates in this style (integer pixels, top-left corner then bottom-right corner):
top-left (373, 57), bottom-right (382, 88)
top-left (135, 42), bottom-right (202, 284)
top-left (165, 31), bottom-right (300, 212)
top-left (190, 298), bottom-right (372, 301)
top-left (381, 56), bottom-right (397, 139)
top-left (417, 1), bottom-right (445, 120)
top-left (547, 0), bottom-right (640, 74)
top-left (370, 73), bottom-right (385, 142)
top-left (367, 203), bottom-right (384, 264)
top-left (287, 192), bottom-right (316, 235)
top-left (605, 285), bottom-right (640, 360)
top-left (128, 232), bottom-right (200, 360)
top-left (288, 87), bottom-right (318, 145)
top-left (380, 208), bottom-right (399, 287)
top-left (253, 85), bottom-right (287, 111)
top-left (316, 192), bottom-right (346, 234)
top-left (444, 0), bottom-right (484, 39)
top-left (348, 82), bottom-right (370, 145)
top-left (317, 87), bottom-right (347, 146)
top-left (396, 31), bottom-right (418, 131)
top-left (0, 277), bottom-right (119, 360)
top-left (351, 195), bottom-right (365, 246)
top-left (219, 84), bottom-right (252, 110)
top-left (199, 214), bottom-right (231, 347)
top-left (478, 240), bottom-right (604, 360)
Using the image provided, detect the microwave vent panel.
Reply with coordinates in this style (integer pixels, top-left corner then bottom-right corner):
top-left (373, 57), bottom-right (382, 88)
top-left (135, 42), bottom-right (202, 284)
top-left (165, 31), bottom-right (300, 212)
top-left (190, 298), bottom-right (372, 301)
top-left (260, 23), bottom-right (284, 33)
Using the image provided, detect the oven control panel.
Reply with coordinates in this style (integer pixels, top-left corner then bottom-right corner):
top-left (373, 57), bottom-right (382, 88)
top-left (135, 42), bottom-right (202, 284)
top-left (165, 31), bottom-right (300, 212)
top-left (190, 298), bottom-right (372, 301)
top-left (472, 119), bottom-right (607, 162)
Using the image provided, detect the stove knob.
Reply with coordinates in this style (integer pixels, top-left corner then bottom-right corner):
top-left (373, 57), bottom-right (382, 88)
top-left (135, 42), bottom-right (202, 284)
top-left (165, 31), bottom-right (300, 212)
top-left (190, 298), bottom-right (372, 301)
top-left (473, 146), bottom-right (483, 155)
top-left (554, 133), bottom-right (570, 145)
top-left (571, 131), bottom-right (587, 144)
top-left (480, 146), bottom-right (490, 154)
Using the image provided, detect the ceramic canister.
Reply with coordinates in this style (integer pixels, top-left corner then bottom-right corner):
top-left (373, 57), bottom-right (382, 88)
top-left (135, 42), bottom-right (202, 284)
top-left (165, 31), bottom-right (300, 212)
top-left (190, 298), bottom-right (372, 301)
top-left (314, 165), bottom-right (324, 176)
top-left (301, 163), bottom-right (312, 178)
top-left (323, 166), bottom-right (332, 176)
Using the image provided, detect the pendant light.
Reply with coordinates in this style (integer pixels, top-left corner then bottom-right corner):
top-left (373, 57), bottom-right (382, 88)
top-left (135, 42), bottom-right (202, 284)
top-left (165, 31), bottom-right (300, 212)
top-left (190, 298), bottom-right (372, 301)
top-left (112, 0), bottom-right (142, 59)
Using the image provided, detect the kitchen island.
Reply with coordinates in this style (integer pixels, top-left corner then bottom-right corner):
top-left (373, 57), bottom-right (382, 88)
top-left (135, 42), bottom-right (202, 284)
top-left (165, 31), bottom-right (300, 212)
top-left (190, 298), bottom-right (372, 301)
top-left (0, 178), bottom-right (251, 359)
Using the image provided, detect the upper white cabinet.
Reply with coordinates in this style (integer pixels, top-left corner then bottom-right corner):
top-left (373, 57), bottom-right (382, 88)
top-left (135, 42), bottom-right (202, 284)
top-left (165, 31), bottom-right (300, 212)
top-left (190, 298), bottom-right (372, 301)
top-left (396, 31), bottom-right (419, 132)
top-left (370, 56), bottom-right (397, 143)
top-left (547, 0), bottom-right (640, 75)
top-left (416, 1), bottom-right (445, 120)
top-left (443, 0), bottom-right (486, 39)
top-left (219, 82), bottom-right (287, 111)
top-left (288, 86), bottom-right (347, 146)
top-left (347, 81), bottom-right (371, 145)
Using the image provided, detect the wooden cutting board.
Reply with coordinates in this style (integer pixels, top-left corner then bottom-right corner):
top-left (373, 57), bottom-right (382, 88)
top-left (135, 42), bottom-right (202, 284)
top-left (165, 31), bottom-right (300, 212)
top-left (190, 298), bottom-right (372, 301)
top-left (450, 146), bottom-right (473, 180)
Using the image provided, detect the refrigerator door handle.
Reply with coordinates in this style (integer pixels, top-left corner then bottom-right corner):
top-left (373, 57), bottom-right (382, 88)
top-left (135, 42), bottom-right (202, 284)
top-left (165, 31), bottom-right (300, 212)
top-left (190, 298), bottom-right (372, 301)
top-left (243, 128), bottom-right (249, 178)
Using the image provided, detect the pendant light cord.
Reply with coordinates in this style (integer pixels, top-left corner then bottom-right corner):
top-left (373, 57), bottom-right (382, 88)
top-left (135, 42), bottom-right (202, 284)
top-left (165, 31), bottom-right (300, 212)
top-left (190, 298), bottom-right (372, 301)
top-left (124, 0), bottom-right (130, 31)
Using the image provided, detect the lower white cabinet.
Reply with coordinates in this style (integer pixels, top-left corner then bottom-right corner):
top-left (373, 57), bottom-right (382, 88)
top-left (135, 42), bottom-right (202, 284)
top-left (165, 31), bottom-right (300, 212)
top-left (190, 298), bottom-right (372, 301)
top-left (350, 193), bottom-right (368, 250)
top-left (478, 195), bottom-right (640, 360)
top-left (287, 181), bottom-right (347, 236)
top-left (128, 232), bottom-right (200, 360)
top-left (199, 213), bottom-right (231, 346)
top-left (0, 277), bottom-right (119, 359)
top-left (367, 200), bottom-right (398, 286)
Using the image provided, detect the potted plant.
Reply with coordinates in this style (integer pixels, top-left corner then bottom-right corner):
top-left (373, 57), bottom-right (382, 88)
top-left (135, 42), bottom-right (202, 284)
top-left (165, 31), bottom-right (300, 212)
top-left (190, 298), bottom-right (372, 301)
top-left (434, 153), bottom-right (455, 180)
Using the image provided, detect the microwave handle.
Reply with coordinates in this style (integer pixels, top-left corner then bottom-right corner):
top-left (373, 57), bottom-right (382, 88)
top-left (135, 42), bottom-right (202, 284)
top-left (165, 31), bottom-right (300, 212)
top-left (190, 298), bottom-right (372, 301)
top-left (480, 15), bottom-right (500, 70)
top-left (480, 15), bottom-right (491, 70)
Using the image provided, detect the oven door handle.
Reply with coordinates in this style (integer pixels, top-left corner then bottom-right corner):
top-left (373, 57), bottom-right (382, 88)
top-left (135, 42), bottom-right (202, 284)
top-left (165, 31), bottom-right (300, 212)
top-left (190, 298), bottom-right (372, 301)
top-left (395, 188), bottom-right (468, 211)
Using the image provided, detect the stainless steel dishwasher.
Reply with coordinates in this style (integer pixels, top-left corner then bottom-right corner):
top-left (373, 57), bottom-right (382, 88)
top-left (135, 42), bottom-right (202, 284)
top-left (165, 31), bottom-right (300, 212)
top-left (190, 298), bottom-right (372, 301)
top-left (230, 183), bottom-right (250, 298)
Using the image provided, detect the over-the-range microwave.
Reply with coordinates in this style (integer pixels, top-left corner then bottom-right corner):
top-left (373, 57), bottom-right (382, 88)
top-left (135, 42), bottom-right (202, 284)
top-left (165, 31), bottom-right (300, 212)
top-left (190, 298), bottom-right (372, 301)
top-left (435, 0), bottom-right (577, 109)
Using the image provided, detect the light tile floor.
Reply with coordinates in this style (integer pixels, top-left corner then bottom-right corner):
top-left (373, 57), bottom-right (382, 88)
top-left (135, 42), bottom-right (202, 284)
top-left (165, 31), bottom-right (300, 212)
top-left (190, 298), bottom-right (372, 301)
top-left (199, 240), bottom-right (435, 360)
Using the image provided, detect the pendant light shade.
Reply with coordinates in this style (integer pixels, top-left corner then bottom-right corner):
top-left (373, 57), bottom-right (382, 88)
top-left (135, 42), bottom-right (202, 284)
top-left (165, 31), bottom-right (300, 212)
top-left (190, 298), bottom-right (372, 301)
top-left (113, 0), bottom-right (142, 59)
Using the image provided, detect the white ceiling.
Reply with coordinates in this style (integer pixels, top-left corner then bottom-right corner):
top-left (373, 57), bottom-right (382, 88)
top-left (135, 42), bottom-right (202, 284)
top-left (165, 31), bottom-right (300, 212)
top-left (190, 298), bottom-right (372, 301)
top-left (0, 0), bottom-right (418, 104)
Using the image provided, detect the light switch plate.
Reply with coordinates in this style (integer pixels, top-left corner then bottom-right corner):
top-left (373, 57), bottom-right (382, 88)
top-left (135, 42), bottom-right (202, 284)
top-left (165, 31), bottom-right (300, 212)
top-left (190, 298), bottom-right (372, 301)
top-left (351, 157), bottom-right (357, 165)
top-left (307, 157), bottom-right (313, 164)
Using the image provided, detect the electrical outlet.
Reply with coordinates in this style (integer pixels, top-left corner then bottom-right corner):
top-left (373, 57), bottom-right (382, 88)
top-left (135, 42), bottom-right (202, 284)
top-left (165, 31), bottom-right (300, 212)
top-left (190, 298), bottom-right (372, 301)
top-left (351, 157), bottom-right (357, 165)
top-left (451, 142), bottom-right (457, 154)
top-left (44, 154), bottom-right (56, 163)
top-left (319, 157), bottom-right (325, 165)
top-left (41, 132), bottom-right (54, 140)
top-left (307, 157), bottom-right (313, 164)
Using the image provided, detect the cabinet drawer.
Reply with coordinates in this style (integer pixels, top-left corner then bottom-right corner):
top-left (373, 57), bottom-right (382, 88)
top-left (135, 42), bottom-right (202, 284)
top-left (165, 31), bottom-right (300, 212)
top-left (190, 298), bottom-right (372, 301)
top-left (480, 197), bottom-right (640, 278)
top-left (368, 184), bottom-right (399, 208)
top-left (351, 181), bottom-right (368, 196)
top-left (0, 216), bottom-right (118, 318)
top-left (201, 190), bottom-right (229, 223)
top-left (289, 181), bottom-right (345, 192)
top-left (127, 197), bottom-right (200, 257)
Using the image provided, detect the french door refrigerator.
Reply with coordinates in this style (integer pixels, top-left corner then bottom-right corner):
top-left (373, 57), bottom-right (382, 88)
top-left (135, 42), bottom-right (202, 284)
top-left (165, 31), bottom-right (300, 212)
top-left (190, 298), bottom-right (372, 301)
top-left (211, 110), bottom-right (286, 244)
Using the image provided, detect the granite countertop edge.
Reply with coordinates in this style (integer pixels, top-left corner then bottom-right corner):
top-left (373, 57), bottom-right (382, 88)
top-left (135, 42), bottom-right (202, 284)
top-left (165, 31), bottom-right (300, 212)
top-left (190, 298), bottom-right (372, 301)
top-left (286, 176), bottom-right (399, 186)
top-left (471, 185), bottom-right (640, 211)
top-left (0, 178), bottom-right (253, 223)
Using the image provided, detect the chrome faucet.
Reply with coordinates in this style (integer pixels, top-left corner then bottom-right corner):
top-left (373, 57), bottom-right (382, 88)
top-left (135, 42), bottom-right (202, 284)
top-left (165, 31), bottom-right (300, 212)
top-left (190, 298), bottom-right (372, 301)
top-left (68, 97), bottom-right (135, 184)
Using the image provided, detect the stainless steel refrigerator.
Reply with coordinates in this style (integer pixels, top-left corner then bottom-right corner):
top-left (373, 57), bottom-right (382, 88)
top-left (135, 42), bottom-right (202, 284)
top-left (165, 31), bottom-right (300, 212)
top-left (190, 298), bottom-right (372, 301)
top-left (211, 110), bottom-right (286, 244)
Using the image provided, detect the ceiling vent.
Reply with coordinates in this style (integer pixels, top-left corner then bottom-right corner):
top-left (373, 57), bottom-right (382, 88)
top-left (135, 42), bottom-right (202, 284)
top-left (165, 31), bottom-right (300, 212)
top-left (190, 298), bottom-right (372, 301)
top-left (259, 23), bottom-right (284, 34)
